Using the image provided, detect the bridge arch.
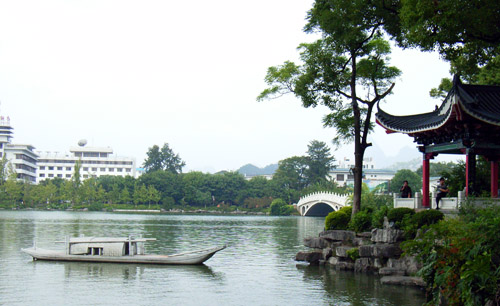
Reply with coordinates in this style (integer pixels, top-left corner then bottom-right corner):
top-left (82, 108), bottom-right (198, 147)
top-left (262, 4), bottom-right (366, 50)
top-left (296, 192), bottom-right (350, 217)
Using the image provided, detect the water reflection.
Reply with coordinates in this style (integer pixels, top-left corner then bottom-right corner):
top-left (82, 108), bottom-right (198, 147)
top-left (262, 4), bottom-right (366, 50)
top-left (0, 211), bottom-right (425, 306)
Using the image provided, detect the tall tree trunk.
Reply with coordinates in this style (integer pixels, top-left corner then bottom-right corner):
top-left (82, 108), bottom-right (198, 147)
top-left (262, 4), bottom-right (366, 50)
top-left (350, 53), bottom-right (363, 215)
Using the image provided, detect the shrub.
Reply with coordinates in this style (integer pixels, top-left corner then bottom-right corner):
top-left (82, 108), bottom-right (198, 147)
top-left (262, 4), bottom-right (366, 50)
top-left (387, 207), bottom-right (415, 229)
top-left (349, 211), bottom-right (372, 232)
top-left (411, 209), bottom-right (444, 228)
top-left (325, 210), bottom-right (350, 230)
top-left (339, 205), bottom-right (352, 217)
top-left (346, 248), bottom-right (359, 261)
top-left (371, 205), bottom-right (389, 229)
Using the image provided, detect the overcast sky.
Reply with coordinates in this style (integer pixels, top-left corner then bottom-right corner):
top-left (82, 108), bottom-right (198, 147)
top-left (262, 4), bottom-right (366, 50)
top-left (0, 0), bottom-right (454, 172)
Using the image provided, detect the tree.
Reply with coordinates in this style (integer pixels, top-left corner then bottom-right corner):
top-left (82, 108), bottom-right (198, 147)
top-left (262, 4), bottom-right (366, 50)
top-left (270, 198), bottom-right (295, 216)
top-left (394, 0), bottom-right (500, 84)
top-left (389, 169), bottom-right (422, 195)
top-left (272, 156), bottom-right (309, 203)
top-left (143, 143), bottom-right (185, 174)
top-left (259, 0), bottom-right (401, 215)
top-left (305, 140), bottom-right (335, 184)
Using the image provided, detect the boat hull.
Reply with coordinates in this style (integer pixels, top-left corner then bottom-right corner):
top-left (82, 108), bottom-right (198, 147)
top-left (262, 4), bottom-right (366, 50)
top-left (21, 245), bottom-right (225, 265)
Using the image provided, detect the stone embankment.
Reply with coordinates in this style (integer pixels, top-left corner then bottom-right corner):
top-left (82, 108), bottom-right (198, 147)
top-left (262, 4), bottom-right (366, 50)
top-left (296, 222), bottom-right (425, 288)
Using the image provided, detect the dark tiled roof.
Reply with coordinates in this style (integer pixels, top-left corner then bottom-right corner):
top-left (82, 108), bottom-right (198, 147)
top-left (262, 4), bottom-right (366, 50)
top-left (376, 77), bottom-right (500, 133)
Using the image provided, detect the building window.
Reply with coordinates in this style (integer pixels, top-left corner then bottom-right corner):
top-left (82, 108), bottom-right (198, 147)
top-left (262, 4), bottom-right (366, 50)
top-left (83, 167), bottom-right (88, 171)
top-left (48, 166), bottom-right (54, 170)
top-left (83, 175), bottom-right (88, 178)
top-left (40, 166), bottom-right (45, 170)
top-left (347, 175), bottom-right (354, 180)
top-left (117, 168), bottom-right (122, 172)
top-left (66, 167), bottom-right (72, 171)
top-left (57, 174), bottom-right (62, 178)
top-left (100, 168), bottom-right (106, 171)
top-left (39, 174), bottom-right (45, 177)
top-left (66, 174), bottom-right (71, 178)
top-left (126, 169), bottom-right (131, 172)
top-left (48, 174), bottom-right (54, 177)
top-left (57, 167), bottom-right (63, 170)
top-left (336, 174), bottom-right (344, 181)
top-left (109, 168), bottom-right (114, 172)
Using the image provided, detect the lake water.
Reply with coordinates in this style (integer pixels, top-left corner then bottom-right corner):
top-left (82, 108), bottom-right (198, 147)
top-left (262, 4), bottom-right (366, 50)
top-left (0, 211), bottom-right (425, 305)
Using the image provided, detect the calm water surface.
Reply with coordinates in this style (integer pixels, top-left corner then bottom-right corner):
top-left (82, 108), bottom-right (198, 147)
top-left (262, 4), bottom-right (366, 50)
top-left (0, 211), bottom-right (425, 306)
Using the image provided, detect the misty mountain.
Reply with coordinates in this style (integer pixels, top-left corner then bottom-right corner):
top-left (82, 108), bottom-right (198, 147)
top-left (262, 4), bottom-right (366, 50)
top-left (238, 163), bottom-right (278, 176)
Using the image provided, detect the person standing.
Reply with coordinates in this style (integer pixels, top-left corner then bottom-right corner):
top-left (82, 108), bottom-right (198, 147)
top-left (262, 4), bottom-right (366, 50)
top-left (400, 180), bottom-right (412, 198)
top-left (436, 177), bottom-right (449, 210)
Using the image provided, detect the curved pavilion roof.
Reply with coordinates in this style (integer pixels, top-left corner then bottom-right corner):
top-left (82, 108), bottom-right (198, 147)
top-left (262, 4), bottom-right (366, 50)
top-left (375, 77), bottom-right (500, 149)
top-left (376, 77), bottom-right (500, 136)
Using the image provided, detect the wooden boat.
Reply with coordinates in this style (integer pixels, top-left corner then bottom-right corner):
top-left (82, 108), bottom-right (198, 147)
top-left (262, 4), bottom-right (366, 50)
top-left (22, 236), bottom-right (226, 265)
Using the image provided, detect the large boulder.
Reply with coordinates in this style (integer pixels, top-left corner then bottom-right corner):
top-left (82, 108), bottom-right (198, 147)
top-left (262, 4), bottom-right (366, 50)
top-left (327, 256), bottom-right (355, 270)
top-left (371, 228), bottom-right (404, 244)
top-left (359, 244), bottom-right (402, 258)
top-left (386, 256), bottom-right (421, 275)
top-left (380, 276), bottom-right (426, 287)
top-left (319, 230), bottom-right (356, 243)
top-left (354, 258), bottom-right (378, 273)
top-left (335, 246), bottom-right (354, 258)
top-left (304, 237), bottom-right (330, 249)
top-left (296, 250), bottom-right (323, 264)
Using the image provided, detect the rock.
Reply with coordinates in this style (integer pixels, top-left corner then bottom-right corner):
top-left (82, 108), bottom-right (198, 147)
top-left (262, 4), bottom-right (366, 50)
top-left (319, 230), bottom-right (355, 243)
top-left (295, 251), bottom-right (323, 264)
top-left (373, 244), bottom-right (402, 258)
top-left (335, 261), bottom-right (355, 270)
top-left (304, 237), bottom-right (330, 249)
top-left (379, 267), bottom-right (406, 276)
top-left (356, 232), bottom-right (372, 238)
top-left (335, 246), bottom-right (354, 258)
top-left (380, 276), bottom-right (426, 288)
top-left (353, 237), bottom-right (372, 247)
top-left (355, 258), bottom-right (378, 273)
top-left (371, 228), bottom-right (404, 243)
top-left (327, 256), bottom-right (355, 270)
top-left (322, 247), bottom-right (333, 260)
top-left (386, 256), bottom-right (421, 275)
top-left (359, 244), bottom-right (402, 258)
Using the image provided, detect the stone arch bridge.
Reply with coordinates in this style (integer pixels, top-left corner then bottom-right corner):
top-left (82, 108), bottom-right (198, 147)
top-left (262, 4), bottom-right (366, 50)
top-left (296, 192), bottom-right (350, 217)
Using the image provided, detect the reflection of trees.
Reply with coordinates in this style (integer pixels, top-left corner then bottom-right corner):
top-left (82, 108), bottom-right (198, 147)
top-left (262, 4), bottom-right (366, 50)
top-left (296, 265), bottom-right (425, 306)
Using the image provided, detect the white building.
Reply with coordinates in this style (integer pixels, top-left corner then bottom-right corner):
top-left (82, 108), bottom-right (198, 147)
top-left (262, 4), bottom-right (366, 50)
top-left (37, 142), bottom-right (136, 182)
top-left (0, 117), bottom-right (38, 183)
top-left (329, 157), bottom-right (395, 191)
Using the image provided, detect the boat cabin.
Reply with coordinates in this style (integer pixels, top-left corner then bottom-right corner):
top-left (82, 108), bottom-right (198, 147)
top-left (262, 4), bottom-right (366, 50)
top-left (64, 236), bottom-right (156, 257)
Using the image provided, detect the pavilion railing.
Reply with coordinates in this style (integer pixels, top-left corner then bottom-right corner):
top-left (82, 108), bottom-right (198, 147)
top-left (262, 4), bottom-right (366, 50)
top-left (393, 191), bottom-right (500, 210)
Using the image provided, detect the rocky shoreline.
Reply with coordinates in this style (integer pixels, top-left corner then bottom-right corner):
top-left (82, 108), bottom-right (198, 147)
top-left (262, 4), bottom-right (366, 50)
top-left (296, 221), bottom-right (426, 288)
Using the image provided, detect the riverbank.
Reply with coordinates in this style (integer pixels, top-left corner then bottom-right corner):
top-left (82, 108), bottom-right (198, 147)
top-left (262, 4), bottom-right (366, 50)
top-left (1, 206), bottom-right (270, 215)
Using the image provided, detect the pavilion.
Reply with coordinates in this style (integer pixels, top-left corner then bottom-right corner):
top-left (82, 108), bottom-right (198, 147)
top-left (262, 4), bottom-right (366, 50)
top-left (376, 76), bottom-right (500, 208)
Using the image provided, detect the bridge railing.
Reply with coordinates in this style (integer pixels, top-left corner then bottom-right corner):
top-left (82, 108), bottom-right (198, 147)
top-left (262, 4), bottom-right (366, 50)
top-left (297, 191), bottom-right (350, 207)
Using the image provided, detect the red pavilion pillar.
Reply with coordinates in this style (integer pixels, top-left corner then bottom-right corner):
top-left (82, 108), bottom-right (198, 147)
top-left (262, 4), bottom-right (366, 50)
top-left (465, 150), bottom-right (477, 196)
top-left (422, 154), bottom-right (431, 208)
top-left (492, 161), bottom-right (499, 198)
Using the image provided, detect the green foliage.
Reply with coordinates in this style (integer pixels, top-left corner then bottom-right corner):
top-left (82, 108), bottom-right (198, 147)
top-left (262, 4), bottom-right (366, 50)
top-left (402, 205), bottom-right (500, 305)
top-left (346, 248), bottom-right (359, 261)
top-left (371, 205), bottom-right (389, 229)
top-left (325, 210), bottom-right (350, 230)
top-left (387, 207), bottom-right (415, 229)
top-left (349, 211), bottom-right (372, 233)
top-left (441, 157), bottom-right (497, 197)
top-left (305, 140), bottom-right (335, 185)
top-left (402, 209), bottom-right (445, 240)
top-left (269, 198), bottom-right (295, 216)
top-left (389, 169), bottom-right (422, 195)
top-left (143, 143), bottom-right (185, 174)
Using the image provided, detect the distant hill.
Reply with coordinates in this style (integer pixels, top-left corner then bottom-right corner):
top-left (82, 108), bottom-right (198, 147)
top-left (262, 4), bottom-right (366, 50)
top-left (237, 163), bottom-right (278, 176)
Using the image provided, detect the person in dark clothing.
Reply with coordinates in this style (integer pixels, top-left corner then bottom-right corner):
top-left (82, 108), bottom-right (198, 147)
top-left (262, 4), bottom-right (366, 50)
top-left (400, 180), bottom-right (412, 198)
top-left (436, 177), bottom-right (449, 210)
